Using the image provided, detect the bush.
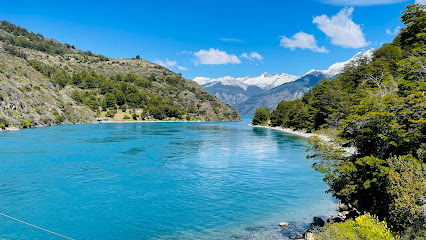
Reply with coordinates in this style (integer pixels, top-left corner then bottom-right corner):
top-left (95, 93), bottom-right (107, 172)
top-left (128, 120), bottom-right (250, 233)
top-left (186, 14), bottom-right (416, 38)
top-left (123, 115), bottom-right (130, 120)
top-left (20, 118), bottom-right (32, 128)
top-left (132, 113), bottom-right (139, 120)
top-left (106, 110), bottom-right (116, 118)
top-left (0, 117), bottom-right (9, 129)
top-left (316, 214), bottom-right (396, 240)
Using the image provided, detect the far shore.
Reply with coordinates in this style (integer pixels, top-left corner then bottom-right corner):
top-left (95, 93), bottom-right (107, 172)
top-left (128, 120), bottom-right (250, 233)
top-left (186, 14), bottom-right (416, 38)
top-left (100, 120), bottom-right (200, 123)
top-left (0, 119), bottom-right (237, 133)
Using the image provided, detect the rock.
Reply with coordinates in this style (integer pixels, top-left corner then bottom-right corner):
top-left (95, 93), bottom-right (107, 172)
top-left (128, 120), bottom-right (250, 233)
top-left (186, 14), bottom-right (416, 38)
top-left (338, 211), bottom-right (349, 218)
top-left (305, 232), bottom-right (315, 240)
top-left (328, 216), bottom-right (344, 223)
top-left (337, 201), bottom-right (351, 212)
top-left (312, 217), bottom-right (325, 227)
top-left (5, 127), bottom-right (19, 132)
top-left (279, 222), bottom-right (289, 228)
top-left (292, 232), bottom-right (303, 239)
top-left (346, 209), bottom-right (360, 220)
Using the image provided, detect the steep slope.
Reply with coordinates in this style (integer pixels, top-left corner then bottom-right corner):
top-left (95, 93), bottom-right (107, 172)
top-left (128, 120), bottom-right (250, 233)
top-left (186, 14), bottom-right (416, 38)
top-left (235, 49), bottom-right (375, 114)
top-left (0, 20), bottom-right (240, 131)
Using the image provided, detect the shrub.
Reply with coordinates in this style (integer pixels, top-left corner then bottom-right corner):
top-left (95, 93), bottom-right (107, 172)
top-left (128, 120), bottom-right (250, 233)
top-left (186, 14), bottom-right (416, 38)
top-left (123, 115), bottom-right (130, 120)
top-left (316, 213), bottom-right (397, 240)
top-left (132, 113), bottom-right (138, 120)
top-left (0, 117), bottom-right (9, 129)
top-left (106, 110), bottom-right (116, 118)
top-left (20, 118), bottom-right (32, 128)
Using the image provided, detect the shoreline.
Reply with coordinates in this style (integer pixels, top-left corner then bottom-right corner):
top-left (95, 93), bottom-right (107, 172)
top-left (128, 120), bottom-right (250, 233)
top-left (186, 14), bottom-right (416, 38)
top-left (250, 124), bottom-right (331, 142)
top-left (250, 124), bottom-right (356, 155)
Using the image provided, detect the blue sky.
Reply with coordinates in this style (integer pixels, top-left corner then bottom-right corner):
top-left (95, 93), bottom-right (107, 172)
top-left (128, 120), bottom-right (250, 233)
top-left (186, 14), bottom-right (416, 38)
top-left (0, 0), bottom-right (423, 79)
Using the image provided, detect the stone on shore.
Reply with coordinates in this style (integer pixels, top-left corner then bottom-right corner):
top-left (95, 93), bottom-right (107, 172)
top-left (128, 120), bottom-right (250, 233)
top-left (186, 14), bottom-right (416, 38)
top-left (312, 217), bottom-right (325, 227)
top-left (5, 127), bottom-right (19, 132)
top-left (337, 201), bottom-right (351, 212)
top-left (304, 232), bottom-right (315, 240)
top-left (279, 222), bottom-right (289, 228)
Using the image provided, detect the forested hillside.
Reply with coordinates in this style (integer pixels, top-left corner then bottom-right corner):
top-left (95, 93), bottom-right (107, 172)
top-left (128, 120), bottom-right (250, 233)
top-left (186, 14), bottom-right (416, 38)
top-left (253, 4), bottom-right (425, 239)
top-left (0, 20), bottom-right (240, 130)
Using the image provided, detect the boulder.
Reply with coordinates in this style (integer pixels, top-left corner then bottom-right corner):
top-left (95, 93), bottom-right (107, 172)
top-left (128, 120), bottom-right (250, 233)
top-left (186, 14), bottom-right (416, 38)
top-left (305, 232), bottom-right (315, 240)
top-left (346, 209), bottom-right (360, 220)
top-left (337, 201), bottom-right (351, 212)
top-left (292, 232), bottom-right (303, 239)
top-left (328, 216), bottom-right (344, 223)
top-left (312, 217), bottom-right (325, 227)
top-left (338, 211), bottom-right (349, 218)
top-left (279, 222), bottom-right (289, 228)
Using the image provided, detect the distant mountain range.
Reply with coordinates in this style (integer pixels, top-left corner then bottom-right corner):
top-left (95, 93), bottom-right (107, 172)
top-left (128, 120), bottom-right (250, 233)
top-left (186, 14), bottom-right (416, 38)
top-left (193, 48), bottom-right (375, 115)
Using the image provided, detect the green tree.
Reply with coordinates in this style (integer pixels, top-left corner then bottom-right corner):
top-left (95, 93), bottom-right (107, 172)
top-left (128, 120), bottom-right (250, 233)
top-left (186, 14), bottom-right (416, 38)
top-left (252, 107), bottom-right (270, 125)
top-left (116, 91), bottom-right (126, 106)
top-left (104, 93), bottom-right (116, 108)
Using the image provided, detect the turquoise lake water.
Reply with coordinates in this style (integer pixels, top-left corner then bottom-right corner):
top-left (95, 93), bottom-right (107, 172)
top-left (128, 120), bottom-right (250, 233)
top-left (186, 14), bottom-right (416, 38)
top-left (0, 117), bottom-right (336, 239)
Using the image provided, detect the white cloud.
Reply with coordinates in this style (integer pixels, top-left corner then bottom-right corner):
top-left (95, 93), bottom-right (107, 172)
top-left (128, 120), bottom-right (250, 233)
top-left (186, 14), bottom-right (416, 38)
top-left (250, 52), bottom-right (263, 61)
top-left (416, 0), bottom-right (426, 4)
top-left (177, 66), bottom-right (187, 71)
top-left (194, 48), bottom-right (241, 65)
top-left (219, 38), bottom-right (244, 43)
top-left (321, 0), bottom-right (407, 6)
top-left (313, 7), bottom-right (369, 48)
top-left (280, 32), bottom-right (328, 53)
top-left (240, 53), bottom-right (249, 59)
top-left (179, 50), bottom-right (193, 55)
top-left (240, 52), bottom-right (264, 61)
top-left (386, 26), bottom-right (401, 35)
top-left (154, 58), bottom-right (177, 68)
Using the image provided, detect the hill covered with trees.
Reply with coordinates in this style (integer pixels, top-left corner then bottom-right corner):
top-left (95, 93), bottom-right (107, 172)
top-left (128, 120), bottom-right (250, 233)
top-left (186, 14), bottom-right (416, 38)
top-left (253, 4), bottom-right (425, 239)
top-left (0, 20), bottom-right (240, 130)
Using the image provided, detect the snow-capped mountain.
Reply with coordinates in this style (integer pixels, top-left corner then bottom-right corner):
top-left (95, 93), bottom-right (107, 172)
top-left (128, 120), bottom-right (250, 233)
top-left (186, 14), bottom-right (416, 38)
top-left (193, 73), bottom-right (300, 91)
top-left (193, 48), bottom-right (375, 113)
top-left (305, 48), bottom-right (375, 78)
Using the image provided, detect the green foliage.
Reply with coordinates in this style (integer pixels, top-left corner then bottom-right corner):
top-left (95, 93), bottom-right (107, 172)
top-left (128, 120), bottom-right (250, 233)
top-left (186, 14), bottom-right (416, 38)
top-left (149, 107), bottom-right (166, 120)
top-left (104, 93), bottom-right (116, 108)
top-left (123, 115), bottom-right (130, 120)
top-left (387, 155), bottom-right (426, 232)
top-left (0, 117), bottom-right (9, 129)
top-left (105, 110), bottom-right (116, 118)
top-left (252, 107), bottom-right (270, 125)
top-left (399, 4), bottom-right (426, 49)
top-left (53, 111), bottom-right (65, 124)
top-left (132, 113), bottom-right (138, 120)
top-left (317, 213), bottom-right (397, 240)
top-left (19, 118), bottom-right (32, 128)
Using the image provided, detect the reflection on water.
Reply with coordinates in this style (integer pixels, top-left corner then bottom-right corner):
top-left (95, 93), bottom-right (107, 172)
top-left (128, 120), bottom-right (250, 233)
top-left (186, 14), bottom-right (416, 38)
top-left (0, 117), bottom-right (335, 240)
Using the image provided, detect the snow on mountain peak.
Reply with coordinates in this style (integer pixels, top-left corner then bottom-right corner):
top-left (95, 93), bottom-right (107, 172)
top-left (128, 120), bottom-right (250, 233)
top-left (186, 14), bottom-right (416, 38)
top-left (305, 48), bottom-right (375, 78)
top-left (193, 72), bottom-right (300, 90)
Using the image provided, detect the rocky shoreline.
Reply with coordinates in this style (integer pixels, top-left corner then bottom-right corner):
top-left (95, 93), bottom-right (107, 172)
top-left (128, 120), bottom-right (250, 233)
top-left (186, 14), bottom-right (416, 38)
top-left (277, 201), bottom-right (360, 239)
